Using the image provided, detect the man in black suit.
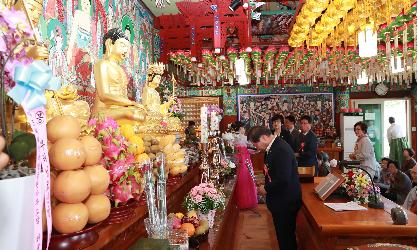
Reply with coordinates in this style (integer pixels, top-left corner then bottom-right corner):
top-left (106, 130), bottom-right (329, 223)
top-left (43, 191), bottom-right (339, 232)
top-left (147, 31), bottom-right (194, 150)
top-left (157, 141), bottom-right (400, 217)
top-left (271, 114), bottom-right (294, 149)
top-left (296, 115), bottom-right (319, 174)
top-left (247, 126), bottom-right (301, 250)
top-left (285, 115), bottom-right (300, 152)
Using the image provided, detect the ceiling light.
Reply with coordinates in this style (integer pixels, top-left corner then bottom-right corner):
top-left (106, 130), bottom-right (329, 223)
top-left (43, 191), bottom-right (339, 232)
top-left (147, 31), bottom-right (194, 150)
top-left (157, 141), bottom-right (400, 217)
top-left (229, 0), bottom-right (242, 12)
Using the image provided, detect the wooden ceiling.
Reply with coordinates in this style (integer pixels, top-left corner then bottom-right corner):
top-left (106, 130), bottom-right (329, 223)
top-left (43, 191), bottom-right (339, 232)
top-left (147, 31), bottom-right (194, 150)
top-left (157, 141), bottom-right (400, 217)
top-left (144, 0), bottom-right (301, 56)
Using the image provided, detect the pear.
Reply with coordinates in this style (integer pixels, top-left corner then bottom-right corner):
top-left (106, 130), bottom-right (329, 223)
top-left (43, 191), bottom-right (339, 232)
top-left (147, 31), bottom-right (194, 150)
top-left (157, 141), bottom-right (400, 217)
top-left (195, 225), bottom-right (207, 236)
top-left (199, 220), bottom-right (209, 231)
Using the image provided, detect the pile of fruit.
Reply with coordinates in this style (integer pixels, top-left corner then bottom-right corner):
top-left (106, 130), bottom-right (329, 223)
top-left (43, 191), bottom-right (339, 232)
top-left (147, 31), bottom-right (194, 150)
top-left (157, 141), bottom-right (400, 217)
top-left (171, 211), bottom-right (209, 237)
top-left (160, 135), bottom-right (188, 176)
top-left (46, 115), bottom-right (110, 234)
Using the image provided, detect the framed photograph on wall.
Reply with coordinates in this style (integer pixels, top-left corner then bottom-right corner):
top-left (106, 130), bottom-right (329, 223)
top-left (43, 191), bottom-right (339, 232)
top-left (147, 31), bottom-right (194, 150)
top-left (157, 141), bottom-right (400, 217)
top-left (237, 93), bottom-right (334, 137)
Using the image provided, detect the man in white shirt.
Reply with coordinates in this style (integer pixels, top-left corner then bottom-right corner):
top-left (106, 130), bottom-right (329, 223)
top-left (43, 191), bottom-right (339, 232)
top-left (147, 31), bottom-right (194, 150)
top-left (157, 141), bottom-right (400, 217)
top-left (387, 117), bottom-right (409, 165)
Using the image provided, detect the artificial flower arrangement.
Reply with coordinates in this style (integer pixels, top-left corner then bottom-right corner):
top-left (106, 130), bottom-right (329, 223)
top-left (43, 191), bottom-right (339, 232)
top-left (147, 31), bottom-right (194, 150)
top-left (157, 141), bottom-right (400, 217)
top-left (207, 105), bottom-right (223, 115)
top-left (221, 132), bottom-right (235, 154)
top-left (183, 182), bottom-right (226, 214)
top-left (88, 116), bottom-right (143, 206)
top-left (0, 7), bottom-right (36, 150)
top-left (169, 97), bottom-right (185, 120)
top-left (219, 157), bottom-right (236, 176)
top-left (341, 168), bottom-right (380, 204)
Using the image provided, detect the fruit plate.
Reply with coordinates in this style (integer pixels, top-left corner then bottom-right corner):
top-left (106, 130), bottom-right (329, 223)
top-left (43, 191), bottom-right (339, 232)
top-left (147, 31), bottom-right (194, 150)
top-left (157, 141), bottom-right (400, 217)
top-left (43, 221), bottom-right (104, 250)
top-left (106, 199), bottom-right (139, 225)
top-left (189, 237), bottom-right (200, 249)
top-left (190, 231), bottom-right (209, 245)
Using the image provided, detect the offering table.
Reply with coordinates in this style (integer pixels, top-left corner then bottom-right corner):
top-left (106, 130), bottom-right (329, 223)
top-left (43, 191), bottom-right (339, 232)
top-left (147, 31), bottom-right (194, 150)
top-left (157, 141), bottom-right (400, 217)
top-left (200, 178), bottom-right (238, 250)
top-left (297, 179), bottom-right (417, 250)
top-left (85, 166), bottom-right (200, 250)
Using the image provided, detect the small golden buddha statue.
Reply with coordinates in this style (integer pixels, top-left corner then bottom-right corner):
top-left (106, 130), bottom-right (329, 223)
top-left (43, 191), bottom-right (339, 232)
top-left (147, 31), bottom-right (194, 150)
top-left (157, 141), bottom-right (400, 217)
top-left (141, 63), bottom-right (174, 118)
top-left (136, 63), bottom-right (181, 133)
top-left (45, 84), bottom-right (90, 128)
top-left (91, 28), bottom-right (146, 122)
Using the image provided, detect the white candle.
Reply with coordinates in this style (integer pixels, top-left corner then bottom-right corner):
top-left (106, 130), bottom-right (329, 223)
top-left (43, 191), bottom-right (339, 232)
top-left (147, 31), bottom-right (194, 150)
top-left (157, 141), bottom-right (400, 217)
top-left (210, 111), bottom-right (219, 131)
top-left (200, 105), bottom-right (208, 143)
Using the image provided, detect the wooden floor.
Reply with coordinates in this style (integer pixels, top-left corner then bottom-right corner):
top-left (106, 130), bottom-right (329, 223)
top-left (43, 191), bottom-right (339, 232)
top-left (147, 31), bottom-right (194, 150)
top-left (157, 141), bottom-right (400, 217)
top-left (233, 205), bottom-right (279, 250)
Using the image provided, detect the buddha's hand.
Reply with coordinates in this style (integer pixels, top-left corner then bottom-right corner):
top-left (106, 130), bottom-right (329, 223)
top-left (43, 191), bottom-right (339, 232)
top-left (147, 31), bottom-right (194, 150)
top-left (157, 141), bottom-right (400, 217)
top-left (167, 97), bottom-right (175, 106)
top-left (131, 101), bottom-right (146, 111)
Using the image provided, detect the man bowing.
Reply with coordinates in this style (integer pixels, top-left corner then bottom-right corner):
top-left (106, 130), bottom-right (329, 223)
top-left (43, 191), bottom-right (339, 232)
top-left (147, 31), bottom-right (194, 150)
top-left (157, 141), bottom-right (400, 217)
top-left (247, 126), bottom-right (301, 250)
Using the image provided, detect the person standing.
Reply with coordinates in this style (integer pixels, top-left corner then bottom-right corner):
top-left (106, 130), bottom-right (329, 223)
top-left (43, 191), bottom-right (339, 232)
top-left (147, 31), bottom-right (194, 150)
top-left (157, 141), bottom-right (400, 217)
top-left (285, 115), bottom-right (300, 152)
top-left (271, 114), bottom-right (293, 149)
top-left (387, 117), bottom-right (409, 165)
top-left (296, 115), bottom-right (318, 174)
top-left (349, 121), bottom-right (380, 179)
top-left (232, 121), bottom-right (258, 210)
top-left (247, 126), bottom-right (301, 250)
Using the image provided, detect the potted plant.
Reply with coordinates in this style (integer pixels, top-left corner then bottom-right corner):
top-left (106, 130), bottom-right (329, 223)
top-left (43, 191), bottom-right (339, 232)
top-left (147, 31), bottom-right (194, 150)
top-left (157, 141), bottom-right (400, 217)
top-left (183, 182), bottom-right (225, 228)
top-left (0, 7), bottom-right (46, 249)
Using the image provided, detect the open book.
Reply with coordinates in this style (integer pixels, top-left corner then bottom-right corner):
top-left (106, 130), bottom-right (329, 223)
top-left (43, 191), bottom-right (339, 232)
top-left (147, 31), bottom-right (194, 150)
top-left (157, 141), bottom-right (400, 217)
top-left (324, 202), bottom-right (368, 211)
top-left (314, 173), bottom-right (345, 201)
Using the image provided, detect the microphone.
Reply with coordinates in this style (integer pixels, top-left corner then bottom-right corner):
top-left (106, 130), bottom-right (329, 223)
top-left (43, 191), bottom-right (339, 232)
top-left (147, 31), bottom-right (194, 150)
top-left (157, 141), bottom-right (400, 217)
top-left (338, 160), bottom-right (384, 209)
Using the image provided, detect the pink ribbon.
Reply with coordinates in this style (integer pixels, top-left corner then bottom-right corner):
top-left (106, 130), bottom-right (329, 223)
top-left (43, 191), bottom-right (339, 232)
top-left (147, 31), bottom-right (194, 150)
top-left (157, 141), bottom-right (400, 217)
top-left (25, 107), bottom-right (52, 250)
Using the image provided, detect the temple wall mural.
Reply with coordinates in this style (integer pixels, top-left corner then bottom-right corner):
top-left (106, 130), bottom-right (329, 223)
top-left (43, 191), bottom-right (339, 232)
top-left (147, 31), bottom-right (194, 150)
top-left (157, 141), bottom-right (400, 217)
top-left (39, 0), bottom-right (159, 104)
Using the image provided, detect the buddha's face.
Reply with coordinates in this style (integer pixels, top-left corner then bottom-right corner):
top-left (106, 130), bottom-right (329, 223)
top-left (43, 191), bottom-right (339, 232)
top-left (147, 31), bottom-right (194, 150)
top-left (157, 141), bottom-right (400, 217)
top-left (81, 0), bottom-right (91, 12)
top-left (107, 37), bottom-right (130, 61)
top-left (150, 74), bottom-right (161, 87)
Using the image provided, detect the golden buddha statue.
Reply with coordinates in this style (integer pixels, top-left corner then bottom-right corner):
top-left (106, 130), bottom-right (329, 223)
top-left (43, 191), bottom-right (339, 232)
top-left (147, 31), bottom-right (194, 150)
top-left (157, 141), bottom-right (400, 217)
top-left (91, 28), bottom-right (146, 122)
top-left (45, 84), bottom-right (90, 129)
top-left (136, 63), bottom-right (182, 133)
top-left (141, 63), bottom-right (173, 118)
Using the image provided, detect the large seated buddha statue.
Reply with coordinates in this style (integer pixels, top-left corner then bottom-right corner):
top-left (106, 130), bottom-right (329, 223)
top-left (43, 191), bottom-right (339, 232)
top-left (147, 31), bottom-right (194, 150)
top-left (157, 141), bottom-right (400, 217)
top-left (91, 28), bottom-right (146, 122)
top-left (92, 28), bottom-right (180, 134)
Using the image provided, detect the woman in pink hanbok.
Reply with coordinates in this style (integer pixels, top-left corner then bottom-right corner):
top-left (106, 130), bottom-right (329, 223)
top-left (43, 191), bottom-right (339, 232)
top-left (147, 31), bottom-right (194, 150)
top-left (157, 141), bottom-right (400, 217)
top-left (232, 121), bottom-right (258, 209)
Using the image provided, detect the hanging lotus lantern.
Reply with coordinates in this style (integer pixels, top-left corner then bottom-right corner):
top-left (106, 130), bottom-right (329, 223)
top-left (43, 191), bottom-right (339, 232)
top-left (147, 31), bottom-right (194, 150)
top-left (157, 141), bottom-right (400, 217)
top-left (226, 47), bottom-right (238, 72)
top-left (239, 48), bottom-right (251, 75)
top-left (263, 46), bottom-right (277, 76)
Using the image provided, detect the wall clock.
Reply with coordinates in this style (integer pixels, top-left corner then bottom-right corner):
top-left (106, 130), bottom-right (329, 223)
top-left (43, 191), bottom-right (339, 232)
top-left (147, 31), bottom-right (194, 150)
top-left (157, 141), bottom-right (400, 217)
top-left (375, 83), bottom-right (389, 96)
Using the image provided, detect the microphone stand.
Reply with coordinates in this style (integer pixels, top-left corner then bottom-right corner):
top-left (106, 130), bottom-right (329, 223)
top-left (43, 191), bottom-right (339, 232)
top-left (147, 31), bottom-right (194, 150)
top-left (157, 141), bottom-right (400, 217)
top-left (339, 160), bottom-right (384, 209)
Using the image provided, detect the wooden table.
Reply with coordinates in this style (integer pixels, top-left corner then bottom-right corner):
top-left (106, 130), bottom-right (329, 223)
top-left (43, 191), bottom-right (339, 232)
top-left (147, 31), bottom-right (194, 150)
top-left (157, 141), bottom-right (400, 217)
top-left (318, 147), bottom-right (343, 161)
top-left (85, 166), bottom-right (201, 250)
top-left (200, 178), bottom-right (238, 250)
top-left (297, 180), bottom-right (417, 250)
